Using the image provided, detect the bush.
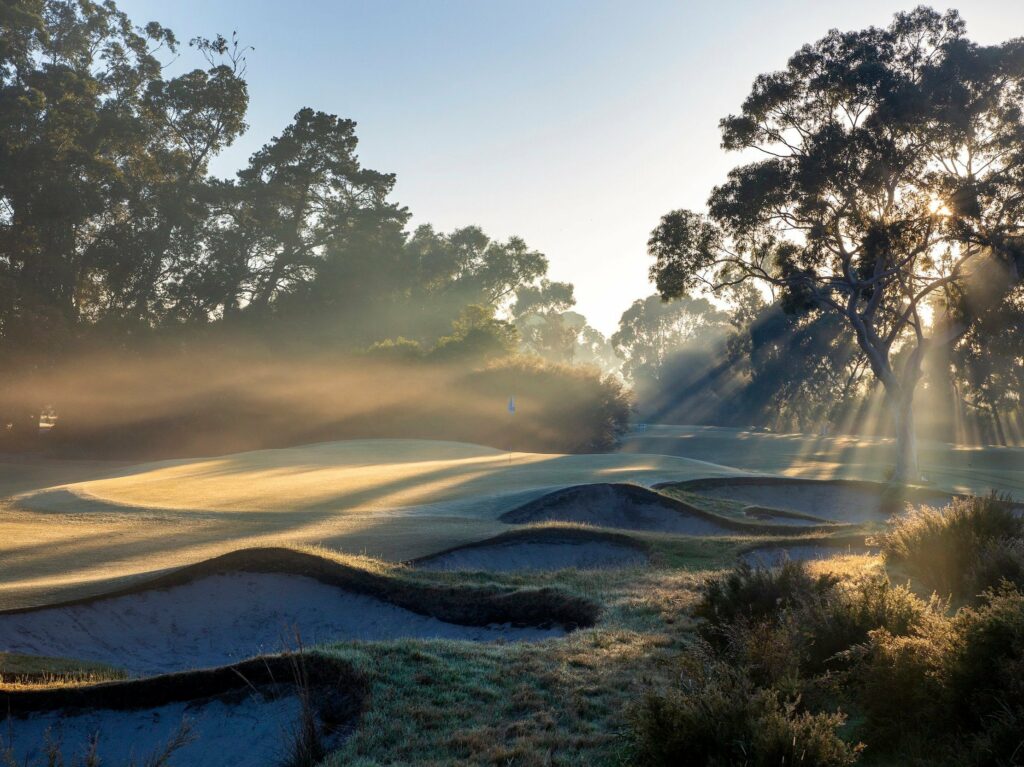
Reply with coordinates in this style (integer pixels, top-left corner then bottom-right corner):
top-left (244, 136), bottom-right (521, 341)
top-left (968, 538), bottom-right (1024, 597)
top-left (694, 560), bottom-right (839, 635)
top-left (797, 573), bottom-right (939, 674)
top-left (853, 627), bottom-right (951, 754)
top-left (851, 585), bottom-right (1024, 765)
top-left (946, 585), bottom-right (1024, 739)
top-left (46, 346), bottom-right (632, 458)
top-left (630, 654), bottom-right (861, 767)
top-left (877, 493), bottom-right (1024, 600)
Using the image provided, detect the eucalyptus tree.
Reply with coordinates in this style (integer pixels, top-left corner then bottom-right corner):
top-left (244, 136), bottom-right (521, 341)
top-left (649, 8), bottom-right (1024, 481)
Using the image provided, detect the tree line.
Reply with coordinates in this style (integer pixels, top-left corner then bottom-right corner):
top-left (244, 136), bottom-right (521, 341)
top-left (0, 0), bottom-right (627, 452)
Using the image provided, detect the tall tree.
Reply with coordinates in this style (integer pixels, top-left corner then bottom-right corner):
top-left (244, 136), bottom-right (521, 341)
top-left (649, 8), bottom-right (1024, 481)
top-left (0, 0), bottom-right (247, 435)
top-left (611, 294), bottom-right (728, 385)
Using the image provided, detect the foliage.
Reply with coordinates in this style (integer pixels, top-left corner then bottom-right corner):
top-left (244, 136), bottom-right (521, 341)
top-left (853, 585), bottom-right (1024, 765)
top-left (429, 305), bottom-right (519, 362)
top-left (796, 573), bottom-right (939, 674)
top-left (630, 653), bottom-right (861, 767)
top-left (46, 348), bottom-right (631, 457)
top-left (512, 281), bottom-right (617, 369)
top-left (877, 493), bottom-right (1024, 599)
top-left (611, 293), bottom-right (728, 385)
top-left (648, 7), bottom-right (1024, 479)
top-left (694, 559), bottom-right (838, 633)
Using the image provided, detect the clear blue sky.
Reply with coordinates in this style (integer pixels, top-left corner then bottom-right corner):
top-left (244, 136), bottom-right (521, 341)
top-left (120, 0), bottom-right (1024, 334)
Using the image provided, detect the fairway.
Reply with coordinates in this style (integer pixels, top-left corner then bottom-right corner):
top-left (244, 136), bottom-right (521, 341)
top-left (0, 438), bottom-right (741, 608)
top-left (622, 425), bottom-right (1024, 496)
top-left (4, 430), bottom-right (1019, 610)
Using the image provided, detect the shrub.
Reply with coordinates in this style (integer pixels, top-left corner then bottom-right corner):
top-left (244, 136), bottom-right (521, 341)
top-left (716, 610), bottom-right (806, 691)
top-left (796, 573), bottom-right (940, 674)
top-left (852, 627), bottom-right (951, 754)
top-left (47, 347), bottom-right (632, 458)
top-left (850, 585), bottom-right (1024, 766)
top-left (630, 654), bottom-right (861, 767)
top-left (967, 538), bottom-right (1024, 597)
top-left (946, 585), bottom-right (1024, 740)
top-left (877, 493), bottom-right (1024, 600)
top-left (694, 560), bottom-right (839, 635)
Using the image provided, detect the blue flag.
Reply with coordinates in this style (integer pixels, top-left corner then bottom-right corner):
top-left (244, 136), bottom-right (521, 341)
top-left (507, 396), bottom-right (516, 414)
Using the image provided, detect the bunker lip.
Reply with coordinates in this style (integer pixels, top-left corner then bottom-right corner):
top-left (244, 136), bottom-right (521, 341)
top-left (739, 505), bottom-right (835, 525)
top-left (0, 654), bottom-right (366, 767)
top-left (499, 483), bottom-right (838, 536)
top-left (657, 476), bottom-right (955, 504)
top-left (0, 653), bottom-right (364, 720)
top-left (656, 476), bottom-right (962, 524)
top-left (410, 527), bottom-right (650, 572)
top-left (0, 547), bottom-right (599, 632)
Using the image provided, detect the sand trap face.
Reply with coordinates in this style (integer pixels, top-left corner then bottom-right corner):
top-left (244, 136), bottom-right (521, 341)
top-left (500, 483), bottom-right (735, 535)
top-left (1, 688), bottom-right (316, 767)
top-left (685, 479), bottom-right (951, 525)
top-left (417, 539), bottom-right (647, 573)
top-left (0, 572), bottom-right (562, 676)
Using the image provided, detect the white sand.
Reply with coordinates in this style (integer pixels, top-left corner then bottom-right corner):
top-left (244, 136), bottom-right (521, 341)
top-left (1, 689), bottom-right (330, 767)
top-left (502, 484), bottom-right (735, 535)
top-left (417, 540), bottom-right (647, 572)
top-left (0, 573), bottom-right (563, 676)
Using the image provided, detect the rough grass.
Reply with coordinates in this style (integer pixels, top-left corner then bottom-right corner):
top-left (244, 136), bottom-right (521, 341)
top-left (321, 564), bottom-right (707, 766)
top-left (0, 653), bottom-right (125, 689)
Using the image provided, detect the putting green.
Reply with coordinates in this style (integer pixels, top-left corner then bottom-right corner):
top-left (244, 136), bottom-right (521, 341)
top-left (1, 439), bottom-right (739, 608)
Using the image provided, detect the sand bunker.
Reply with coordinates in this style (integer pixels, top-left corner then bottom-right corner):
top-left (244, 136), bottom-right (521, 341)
top-left (0, 572), bottom-right (563, 677)
top-left (416, 531), bottom-right (648, 573)
top-left (4, 690), bottom-right (310, 767)
top-left (672, 478), bottom-right (952, 525)
top-left (1, 656), bottom-right (362, 767)
top-left (499, 483), bottom-right (740, 535)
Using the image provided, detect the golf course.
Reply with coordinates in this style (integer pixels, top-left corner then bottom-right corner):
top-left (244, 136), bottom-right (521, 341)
top-left (2, 426), bottom-right (1022, 764)
top-left (4, 1), bottom-right (1024, 764)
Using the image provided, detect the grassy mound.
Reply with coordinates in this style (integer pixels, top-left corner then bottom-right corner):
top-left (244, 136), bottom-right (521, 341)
top-left (412, 526), bottom-right (650, 572)
top-left (660, 476), bottom-right (954, 524)
top-left (0, 653), bottom-right (366, 767)
top-left (500, 483), bottom-right (828, 535)
top-left (2, 547), bottom-right (600, 632)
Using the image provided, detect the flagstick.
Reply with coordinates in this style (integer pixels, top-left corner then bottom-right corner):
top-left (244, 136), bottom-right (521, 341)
top-left (507, 395), bottom-right (516, 465)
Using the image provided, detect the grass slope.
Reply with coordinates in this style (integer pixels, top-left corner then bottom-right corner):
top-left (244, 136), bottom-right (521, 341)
top-left (0, 439), bottom-right (740, 608)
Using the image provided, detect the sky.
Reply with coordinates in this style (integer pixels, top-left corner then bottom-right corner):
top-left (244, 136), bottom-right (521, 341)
top-left (120, 0), bottom-right (1024, 335)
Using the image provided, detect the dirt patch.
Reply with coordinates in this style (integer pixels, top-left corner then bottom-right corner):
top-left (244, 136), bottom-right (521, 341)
top-left (0, 548), bottom-right (599, 676)
top-left (414, 529), bottom-right (648, 573)
top-left (499, 483), bottom-right (818, 535)
top-left (0, 655), bottom-right (363, 767)
top-left (665, 477), bottom-right (954, 524)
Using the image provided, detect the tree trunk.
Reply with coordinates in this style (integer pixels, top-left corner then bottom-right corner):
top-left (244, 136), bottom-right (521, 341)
top-left (891, 392), bottom-right (920, 483)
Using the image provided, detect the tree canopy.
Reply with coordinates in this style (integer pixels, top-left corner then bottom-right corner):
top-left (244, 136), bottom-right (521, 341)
top-left (649, 7), bottom-right (1024, 479)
